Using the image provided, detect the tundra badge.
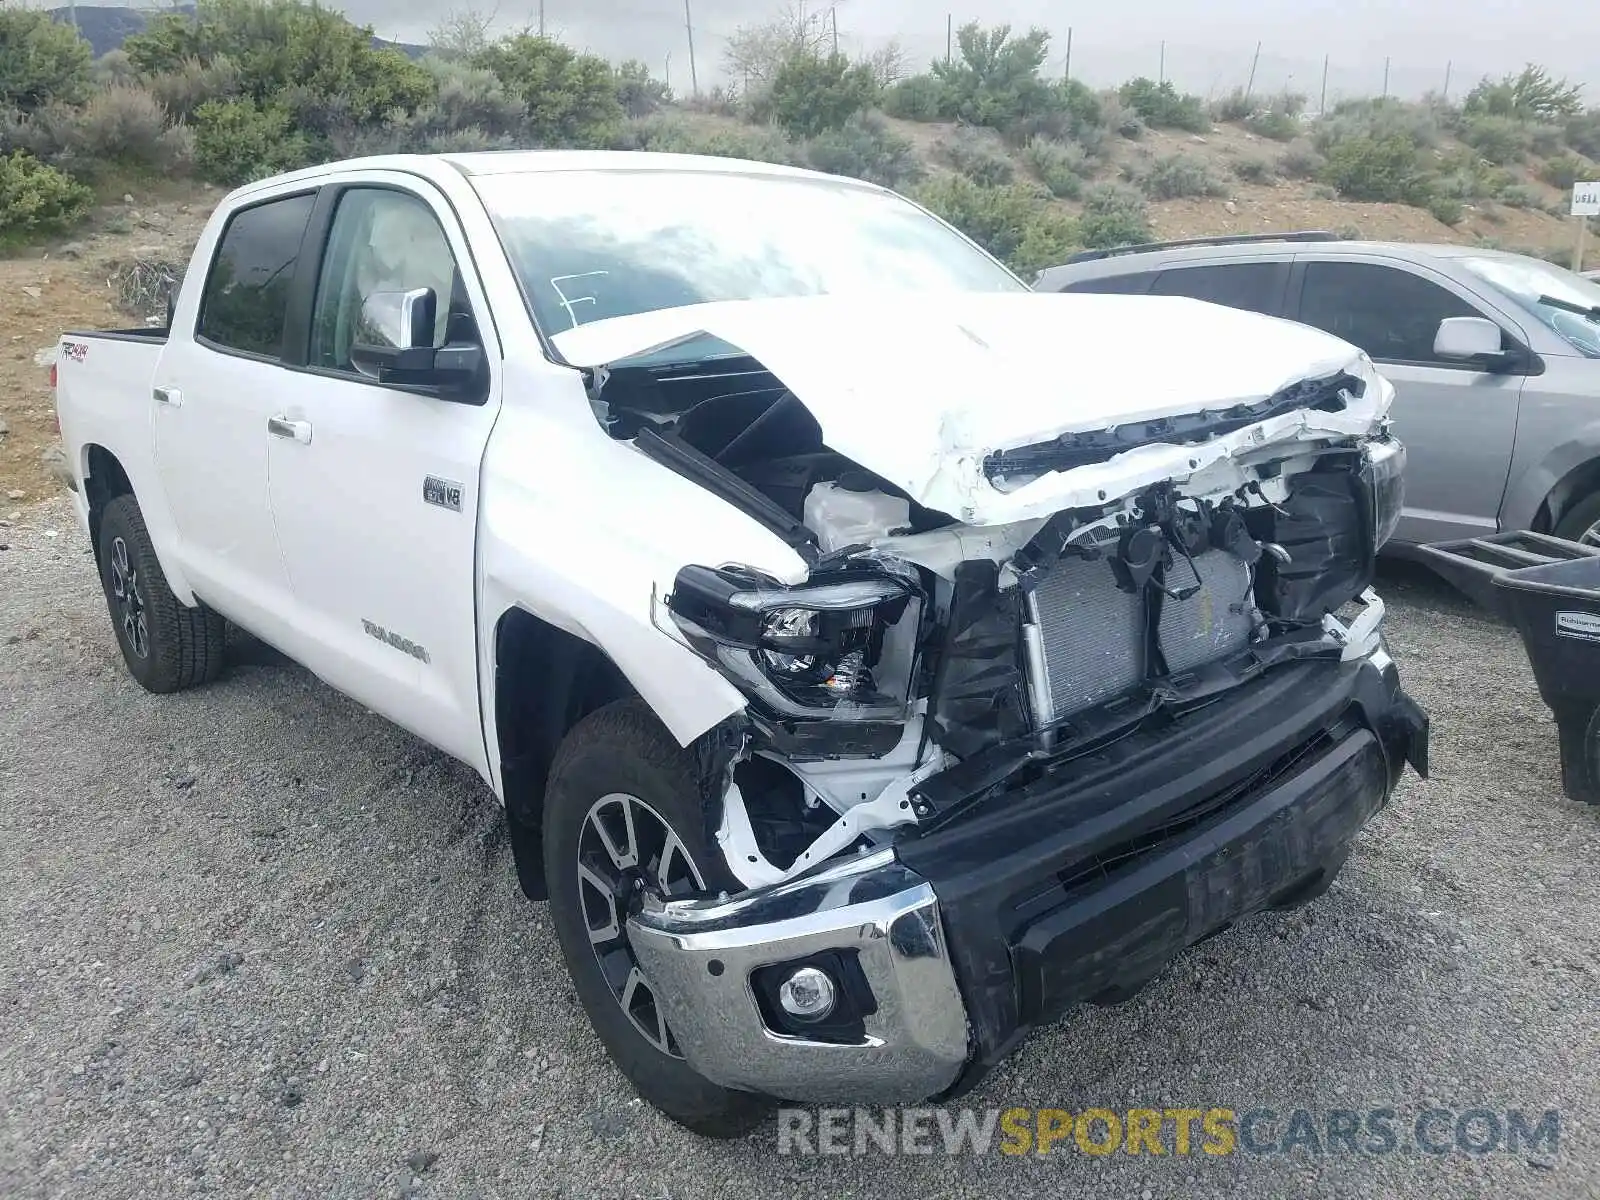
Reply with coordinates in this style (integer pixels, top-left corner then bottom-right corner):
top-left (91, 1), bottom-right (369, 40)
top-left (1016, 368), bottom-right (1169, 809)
top-left (424, 476), bottom-right (463, 512)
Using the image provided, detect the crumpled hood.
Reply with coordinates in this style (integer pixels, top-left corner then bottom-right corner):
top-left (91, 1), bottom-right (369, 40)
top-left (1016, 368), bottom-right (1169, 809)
top-left (553, 291), bottom-right (1391, 525)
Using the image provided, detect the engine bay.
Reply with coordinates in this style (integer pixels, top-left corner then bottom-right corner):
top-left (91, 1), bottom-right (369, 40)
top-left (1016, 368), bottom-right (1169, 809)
top-left (594, 347), bottom-right (1403, 888)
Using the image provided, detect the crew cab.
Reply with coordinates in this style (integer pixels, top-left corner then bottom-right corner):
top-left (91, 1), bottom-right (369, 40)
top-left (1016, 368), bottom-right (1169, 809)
top-left (54, 152), bottom-right (1427, 1136)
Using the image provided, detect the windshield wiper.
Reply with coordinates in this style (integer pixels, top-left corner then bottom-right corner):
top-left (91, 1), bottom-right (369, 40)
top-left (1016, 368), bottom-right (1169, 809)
top-left (1537, 293), bottom-right (1600, 320)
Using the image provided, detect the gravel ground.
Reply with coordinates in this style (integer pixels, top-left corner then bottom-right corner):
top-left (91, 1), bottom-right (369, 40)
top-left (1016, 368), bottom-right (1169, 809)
top-left (3, 494), bottom-right (1598, 1199)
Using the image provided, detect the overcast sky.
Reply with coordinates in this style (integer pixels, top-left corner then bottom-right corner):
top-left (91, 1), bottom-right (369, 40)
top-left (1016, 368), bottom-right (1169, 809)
top-left (82, 1), bottom-right (1600, 105)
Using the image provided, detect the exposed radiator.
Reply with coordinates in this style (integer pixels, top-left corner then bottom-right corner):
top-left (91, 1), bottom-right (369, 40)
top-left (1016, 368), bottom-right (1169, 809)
top-left (1024, 550), bottom-right (1254, 727)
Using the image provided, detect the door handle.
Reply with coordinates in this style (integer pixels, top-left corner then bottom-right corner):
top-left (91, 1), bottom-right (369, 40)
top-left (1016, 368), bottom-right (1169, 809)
top-left (153, 385), bottom-right (181, 407)
top-left (267, 416), bottom-right (313, 445)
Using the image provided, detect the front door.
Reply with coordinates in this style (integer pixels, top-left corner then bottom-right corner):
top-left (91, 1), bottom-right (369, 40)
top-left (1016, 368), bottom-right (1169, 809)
top-left (154, 190), bottom-right (317, 630)
top-left (264, 179), bottom-right (501, 768)
top-left (1291, 257), bottom-right (1525, 545)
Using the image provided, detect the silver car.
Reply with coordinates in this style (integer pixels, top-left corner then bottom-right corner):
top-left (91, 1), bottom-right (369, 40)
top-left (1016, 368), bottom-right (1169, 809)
top-left (1037, 232), bottom-right (1600, 547)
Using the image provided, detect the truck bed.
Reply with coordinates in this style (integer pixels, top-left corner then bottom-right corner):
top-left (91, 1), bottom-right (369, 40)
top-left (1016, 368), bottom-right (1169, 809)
top-left (54, 328), bottom-right (169, 515)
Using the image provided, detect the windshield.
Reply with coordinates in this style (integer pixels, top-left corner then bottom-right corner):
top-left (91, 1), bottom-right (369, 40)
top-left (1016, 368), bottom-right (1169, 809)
top-left (1460, 255), bottom-right (1600, 357)
top-left (472, 168), bottom-right (1025, 342)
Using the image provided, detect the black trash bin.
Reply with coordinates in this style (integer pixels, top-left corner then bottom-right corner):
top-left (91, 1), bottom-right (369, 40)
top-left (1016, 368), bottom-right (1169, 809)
top-left (1419, 531), bottom-right (1600, 804)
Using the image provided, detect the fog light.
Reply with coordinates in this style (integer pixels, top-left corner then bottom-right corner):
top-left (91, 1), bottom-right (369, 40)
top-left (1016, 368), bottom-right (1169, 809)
top-left (777, 966), bottom-right (837, 1021)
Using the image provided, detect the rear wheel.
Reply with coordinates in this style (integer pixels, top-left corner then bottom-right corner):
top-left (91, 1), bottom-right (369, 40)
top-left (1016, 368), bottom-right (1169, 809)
top-left (96, 494), bottom-right (226, 693)
top-left (542, 698), bottom-right (771, 1137)
top-left (1556, 704), bottom-right (1600, 805)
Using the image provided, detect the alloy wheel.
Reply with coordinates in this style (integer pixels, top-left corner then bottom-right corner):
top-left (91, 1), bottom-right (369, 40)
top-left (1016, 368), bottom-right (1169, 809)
top-left (576, 792), bottom-right (706, 1057)
top-left (108, 536), bottom-right (149, 660)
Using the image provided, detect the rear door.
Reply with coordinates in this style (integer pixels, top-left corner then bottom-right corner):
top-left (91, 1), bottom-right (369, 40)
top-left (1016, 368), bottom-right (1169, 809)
top-left (1288, 256), bottom-right (1526, 545)
top-left (263, 175), bottom-right (501, 767)
top-left (153, 189), bottom-right (317, 633)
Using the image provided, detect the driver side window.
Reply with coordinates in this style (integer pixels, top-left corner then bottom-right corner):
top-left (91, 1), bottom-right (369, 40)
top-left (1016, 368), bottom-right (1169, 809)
top-left (310, 188), bottom-right (476, 373)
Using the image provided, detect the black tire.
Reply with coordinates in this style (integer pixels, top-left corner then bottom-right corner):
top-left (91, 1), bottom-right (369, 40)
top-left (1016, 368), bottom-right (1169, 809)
top-left (96, 494), bottom-right (226, 694)
top-left (1553, 491), bottom-right (1600, 545)
top-left (1556, 705), bottom-right (1600, 805)
top-left (542, 698), bottom-right (772, 1138)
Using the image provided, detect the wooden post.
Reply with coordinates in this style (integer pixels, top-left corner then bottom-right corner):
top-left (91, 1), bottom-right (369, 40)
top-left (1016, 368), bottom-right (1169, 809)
top-left (1063, 26), bottom-right (1072, 82)
top-left (1382, 56), bottom-right (1390, 100)
top-left (946, 14), bottom-right (952, 65)
top-left (684, 0), bottom-right (698, 95)
top-left (1246, 41), bottom-right (1261, 102)
top-left (1575, 217), bottom-right (1589, 273)
top-left (1320, 54), bottom-right (1329, 113)
top-left (1159, 41), bottom-right (1165, 85)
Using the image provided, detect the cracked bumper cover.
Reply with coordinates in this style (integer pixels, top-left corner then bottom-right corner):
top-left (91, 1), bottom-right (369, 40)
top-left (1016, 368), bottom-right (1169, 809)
top-left (626, 652), bottom-right (1427, 1104)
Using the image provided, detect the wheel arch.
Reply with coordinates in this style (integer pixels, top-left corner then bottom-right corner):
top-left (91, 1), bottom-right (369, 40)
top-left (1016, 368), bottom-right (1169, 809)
top-left (1532, 455), bottom-right (1600, 535)
top-left (82, 442), bottom-right (134, 564)
top-left (492, 605), bottom-right (641, 900)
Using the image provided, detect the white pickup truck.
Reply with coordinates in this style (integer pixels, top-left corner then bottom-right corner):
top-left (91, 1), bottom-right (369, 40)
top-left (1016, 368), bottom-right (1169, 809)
top-left (55, 151), bottom-right (1428, 1136)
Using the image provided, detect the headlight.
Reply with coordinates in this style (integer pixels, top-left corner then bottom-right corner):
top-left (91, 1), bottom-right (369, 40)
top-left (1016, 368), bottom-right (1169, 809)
top-left (1365, 436), bottom-right (1406, 550)
top-left (666, 566), bottom-right (922, 721)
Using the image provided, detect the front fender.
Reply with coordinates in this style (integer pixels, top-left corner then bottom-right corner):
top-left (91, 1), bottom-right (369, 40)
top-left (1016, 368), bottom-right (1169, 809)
top-left (474, 382), bottom-right (811, 778)
top-left (1501, 420), bottom-right (1600, 532)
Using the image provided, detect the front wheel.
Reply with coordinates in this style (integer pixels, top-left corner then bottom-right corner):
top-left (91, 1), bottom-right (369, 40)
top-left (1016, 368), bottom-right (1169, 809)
top-left (542, 699), bottom-right (771, 1137)
top-left (1553, 491), bottom-right (1600, 546)
top-left (96, 494), bottom-right (226, 693)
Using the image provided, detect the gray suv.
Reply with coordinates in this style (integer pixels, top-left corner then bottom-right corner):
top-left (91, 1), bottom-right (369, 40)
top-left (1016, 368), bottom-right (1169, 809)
top-left (1037, 232), bottom-right (1600, 548)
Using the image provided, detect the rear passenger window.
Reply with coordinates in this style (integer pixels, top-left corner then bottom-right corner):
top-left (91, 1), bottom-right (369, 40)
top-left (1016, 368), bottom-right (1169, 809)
top-left (1059, 272), bottom-right (1155, 295)
top-left (1149, 263), bottom-right (1285, 314)
top-left (196, 193), bottom-right (316, 358)
top-left (1297, 261), bottom-right (1479, 364)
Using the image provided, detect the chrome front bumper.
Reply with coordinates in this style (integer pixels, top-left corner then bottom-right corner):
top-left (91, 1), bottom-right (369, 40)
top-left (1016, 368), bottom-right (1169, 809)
top-left (626, 849), bottom-right (970, 1104)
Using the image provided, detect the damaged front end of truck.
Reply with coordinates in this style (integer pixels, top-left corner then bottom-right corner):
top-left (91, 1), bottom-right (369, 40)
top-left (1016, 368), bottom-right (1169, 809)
top-left (558, 292), bottom-right (1430, 1105)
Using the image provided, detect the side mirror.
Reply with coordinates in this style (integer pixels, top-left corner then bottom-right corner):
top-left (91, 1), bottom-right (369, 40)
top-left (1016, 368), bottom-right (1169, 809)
top-left (1434, 316), bottom-right (1504, 363)
top-left (350, 287), bottom-right (484, 397)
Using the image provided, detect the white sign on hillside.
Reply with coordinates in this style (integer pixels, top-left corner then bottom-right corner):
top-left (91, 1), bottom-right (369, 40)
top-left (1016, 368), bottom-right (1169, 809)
top-left (1572, 182), bottom-right (1600, 217)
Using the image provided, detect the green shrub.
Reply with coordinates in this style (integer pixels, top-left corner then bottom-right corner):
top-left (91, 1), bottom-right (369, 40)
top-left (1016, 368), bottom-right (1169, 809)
top-left (1117, 77), bottom-right (1207, 133)
top-left (615, 115), bottom-right (799, 165)
top-left (1541, 152), bottom-right (1592, 190)
top-left (1320, 133), bottom-right (1436, 206)
top-left (1212, 87), bottom-right (1253, 122)
top-left (614, 59), bottom-right (670, 119)
top-left (1076, 182), bottom-right (1152, 249)
top-left (1565, 110), bottom-right (1600, 160)
top-left (1313, 97), bottom-right (1441, 152)
top-left (473, 33), bottom-right (623, 146)
top-left (0, 151), bottom-right (92, 242)
top-left (804, 111), bottom-right (922, 188)
top-left (767, 51), bottom-right (878, 138)
top-left (1277, 139), bottom-right (1325, 179)
top-left (1232, 156), bottom-right (1275, 183)
top-left (419, 57), bottom-right (523, 136)
top-left (929, 22), bottom-right (1060, 130)
top-left (1459, 113), bottom-right (1529, 165)
top-left (192, 99), bottom-right (312, 184)
top-left (1309, 182), bottom-right (1338, 200)
top-left (1023, 135), bottom-right (1090, 199)
top-left (881, 74), bottom-right (945, 121)
top-left (0, 9), bottom-right (93, 113)
top-left (144, 55), bottom-right (243, 120)
top-left (93, 49), bottom-right (137, 87)
top-left (1497, 182), bottom-right (1545, 209)
top-left (1002, 78), bottom-right (1106, 150)
top-left (1098, 92), bottom-right (1146, 140)
top-left (1133, 152), bottom-right (1224, 199)
top-left (1245, 108), bottom-right (1299, 141)
top-left (941, 127), bottom-right (1014, 185)
top-left (1428, 195), bottom-right (1465, 225)
top-left (910, 174), bottom-right (1078, 277)
top-left (127, 0), bottom-right (433, 130)
top-left (1463, 65), bottom-right (1582, 121)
